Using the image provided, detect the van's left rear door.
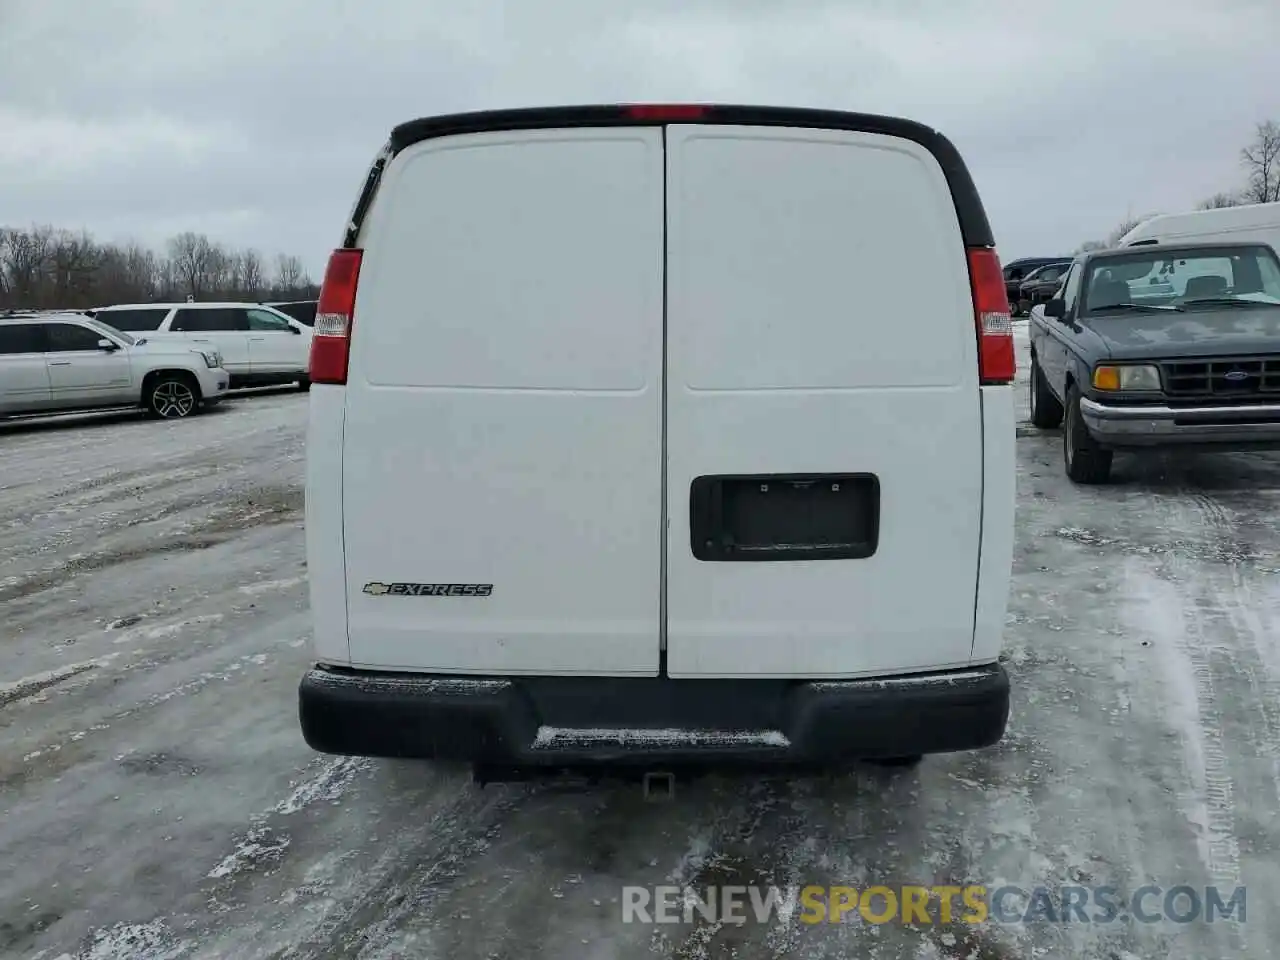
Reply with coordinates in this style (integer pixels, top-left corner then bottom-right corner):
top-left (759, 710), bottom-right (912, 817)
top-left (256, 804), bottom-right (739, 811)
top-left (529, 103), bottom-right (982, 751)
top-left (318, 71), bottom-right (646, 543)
top-left (340, 127), bottom-right (666, 676)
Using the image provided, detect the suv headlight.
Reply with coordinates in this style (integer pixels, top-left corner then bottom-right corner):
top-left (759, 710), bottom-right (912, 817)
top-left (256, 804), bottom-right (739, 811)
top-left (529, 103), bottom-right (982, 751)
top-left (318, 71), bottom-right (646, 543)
top-left (1092, 364), bottom-right (1161, 392)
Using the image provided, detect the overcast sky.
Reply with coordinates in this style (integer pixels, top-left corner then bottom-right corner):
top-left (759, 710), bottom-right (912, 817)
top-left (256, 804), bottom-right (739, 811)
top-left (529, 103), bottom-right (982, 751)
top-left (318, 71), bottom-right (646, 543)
top-left (2, 0), bottom-right (1278, 279)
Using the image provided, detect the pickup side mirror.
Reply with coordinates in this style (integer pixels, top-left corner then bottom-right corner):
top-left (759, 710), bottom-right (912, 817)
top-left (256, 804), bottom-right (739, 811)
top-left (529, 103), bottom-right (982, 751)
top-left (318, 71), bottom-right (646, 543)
top-left (288, 325), bottom-right (301, 334)
top-left (1044, 299), bottom-right (1067, 319)
top-left (96, 338), bottom-right (119, 351)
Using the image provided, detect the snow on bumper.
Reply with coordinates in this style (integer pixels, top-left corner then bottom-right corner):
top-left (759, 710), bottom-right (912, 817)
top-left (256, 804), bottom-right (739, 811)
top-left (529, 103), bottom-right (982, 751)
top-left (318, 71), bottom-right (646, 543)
top-left (298, 664), bottom-right (1010, 765)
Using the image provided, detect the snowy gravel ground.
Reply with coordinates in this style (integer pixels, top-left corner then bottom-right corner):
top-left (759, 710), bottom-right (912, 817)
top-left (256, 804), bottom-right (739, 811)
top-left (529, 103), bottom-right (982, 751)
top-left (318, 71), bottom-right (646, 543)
top-left (4, 340), bottom-right (1280, 959)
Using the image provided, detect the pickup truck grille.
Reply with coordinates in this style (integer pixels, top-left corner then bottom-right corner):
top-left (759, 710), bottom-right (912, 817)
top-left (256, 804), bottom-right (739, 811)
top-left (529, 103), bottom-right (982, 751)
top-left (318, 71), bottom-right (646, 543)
top-left (1160, 355), bottom-right (1280, 398)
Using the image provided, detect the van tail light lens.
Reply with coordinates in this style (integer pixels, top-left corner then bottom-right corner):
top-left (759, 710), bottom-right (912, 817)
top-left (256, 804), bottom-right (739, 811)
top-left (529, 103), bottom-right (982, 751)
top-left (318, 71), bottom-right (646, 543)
top-left (309, 248), bottom-right (364, 385)
top-left (967, 247), bottom-right (1016, 385)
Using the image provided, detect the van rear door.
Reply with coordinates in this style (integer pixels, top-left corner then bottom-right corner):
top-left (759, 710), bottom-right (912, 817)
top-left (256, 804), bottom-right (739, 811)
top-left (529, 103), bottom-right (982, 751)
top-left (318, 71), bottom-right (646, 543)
top-left (663, 124), bottom-right (984, 678)
top-left (339, 128), bottom-right (666, 675)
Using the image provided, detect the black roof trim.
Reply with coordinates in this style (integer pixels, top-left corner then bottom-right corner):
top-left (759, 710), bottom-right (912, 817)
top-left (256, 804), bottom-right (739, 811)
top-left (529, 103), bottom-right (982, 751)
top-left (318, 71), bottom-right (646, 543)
top-left (373, 104), bottom-right (994, 248)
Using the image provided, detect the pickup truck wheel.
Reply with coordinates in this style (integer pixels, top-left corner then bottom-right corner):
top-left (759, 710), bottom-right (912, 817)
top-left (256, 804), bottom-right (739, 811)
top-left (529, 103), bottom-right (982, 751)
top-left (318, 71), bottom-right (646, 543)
top-left (1029, 354), bottom-right (1063, 428)
top-left (145, 373), bottom-right (200, 419)
top-left (1063, 386), bottom-right (1113, 484)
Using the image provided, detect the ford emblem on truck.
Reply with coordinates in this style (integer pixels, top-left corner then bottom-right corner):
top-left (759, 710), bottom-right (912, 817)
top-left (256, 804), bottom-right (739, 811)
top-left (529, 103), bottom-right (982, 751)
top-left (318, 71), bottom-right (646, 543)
top-left (1224, 369), bottom-right (1249, 381)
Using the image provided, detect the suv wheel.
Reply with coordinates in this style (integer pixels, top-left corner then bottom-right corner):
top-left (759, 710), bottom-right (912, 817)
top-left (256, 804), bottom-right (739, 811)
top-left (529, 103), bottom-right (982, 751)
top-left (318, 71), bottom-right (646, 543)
top-left (146, 374), bottom-right (200, 419)
top-left (1063, 386), bottom-right (1113, 484)
top-left (1029, 354), bottom-right (1063, 428)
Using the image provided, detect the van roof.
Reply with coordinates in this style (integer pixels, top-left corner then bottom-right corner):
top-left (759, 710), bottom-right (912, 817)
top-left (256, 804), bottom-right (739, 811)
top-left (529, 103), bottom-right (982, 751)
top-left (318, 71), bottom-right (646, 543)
top-left (96, 301), bottom-right (276, 310)
top-left (1120, 200), bottom-right (1280, 243)
top-left (346, 104), bottom-right (994, 249)
top-left (1085, 240), bottom-right (1277, 263)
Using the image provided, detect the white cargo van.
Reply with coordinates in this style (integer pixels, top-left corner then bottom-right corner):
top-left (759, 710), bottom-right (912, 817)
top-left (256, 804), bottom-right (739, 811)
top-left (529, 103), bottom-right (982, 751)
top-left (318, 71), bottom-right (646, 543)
top-left (298, 105), bottom-right (1016, 773)
top-left (1119, 201), bottom-right (1280, 254)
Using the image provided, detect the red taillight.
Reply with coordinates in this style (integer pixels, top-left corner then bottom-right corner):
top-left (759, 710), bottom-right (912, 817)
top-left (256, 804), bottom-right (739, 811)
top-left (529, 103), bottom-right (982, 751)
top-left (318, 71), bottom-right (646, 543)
top-left (309, 248), bottom-right (364, 385)
top-left (967, 247), bottom-right (1015, 385)
top-left (623, 104), bottom-right (708, 121)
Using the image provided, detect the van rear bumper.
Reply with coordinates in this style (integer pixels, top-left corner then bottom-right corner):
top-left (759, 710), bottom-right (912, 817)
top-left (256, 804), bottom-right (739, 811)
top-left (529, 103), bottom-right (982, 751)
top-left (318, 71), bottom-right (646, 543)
top-left (298, 663), bottom-right (1010, 765)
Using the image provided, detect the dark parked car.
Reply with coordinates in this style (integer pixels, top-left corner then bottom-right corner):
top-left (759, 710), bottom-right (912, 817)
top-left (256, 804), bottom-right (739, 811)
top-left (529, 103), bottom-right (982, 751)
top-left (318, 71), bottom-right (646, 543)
top-left (268, 300), bottom-right (317, 326)
top-left (1016, 261), bottom-right (1072, 313)
top-left (1003, 256), bottom-right (1072, 309)
top-left (1028, 241), bottom-right (1280, 483)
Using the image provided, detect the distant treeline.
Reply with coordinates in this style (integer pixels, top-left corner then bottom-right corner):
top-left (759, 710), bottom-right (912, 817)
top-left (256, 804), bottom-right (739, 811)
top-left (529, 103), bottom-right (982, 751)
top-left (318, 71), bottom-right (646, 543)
top-left (0, 226), bottom-right (319, 310)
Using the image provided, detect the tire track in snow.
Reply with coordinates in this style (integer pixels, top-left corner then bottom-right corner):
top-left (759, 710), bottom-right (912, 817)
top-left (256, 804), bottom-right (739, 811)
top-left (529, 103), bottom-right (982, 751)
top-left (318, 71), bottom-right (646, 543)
top-left (1131, 489), bottom-right (1250, 953)
top-left (1187, 491), bottom-right (1280, 808)
top-left (654, 778), bottom-right (801, 959)
top-left (1121, 557), bottom-right (1247, 956)
top-left (173, 763), bottom-right (529, 960)
top-left (296, 780), bottom-right (528, 960)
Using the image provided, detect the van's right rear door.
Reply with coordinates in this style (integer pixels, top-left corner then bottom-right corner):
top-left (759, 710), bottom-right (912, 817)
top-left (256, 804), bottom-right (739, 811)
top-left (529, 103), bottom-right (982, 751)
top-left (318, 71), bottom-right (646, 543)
top-left (663, 124), bottom-right (984, 679)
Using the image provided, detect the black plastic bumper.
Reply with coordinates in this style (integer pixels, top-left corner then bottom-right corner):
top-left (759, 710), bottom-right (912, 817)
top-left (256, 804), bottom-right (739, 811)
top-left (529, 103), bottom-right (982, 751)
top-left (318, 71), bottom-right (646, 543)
top-left (299, 664), bottom-right (1010, 766)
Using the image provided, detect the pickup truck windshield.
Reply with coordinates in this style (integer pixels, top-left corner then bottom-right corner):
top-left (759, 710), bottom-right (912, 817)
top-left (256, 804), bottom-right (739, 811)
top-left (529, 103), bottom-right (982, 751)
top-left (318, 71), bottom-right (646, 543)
top-left (1083, 244), bottom-right (1280, 315)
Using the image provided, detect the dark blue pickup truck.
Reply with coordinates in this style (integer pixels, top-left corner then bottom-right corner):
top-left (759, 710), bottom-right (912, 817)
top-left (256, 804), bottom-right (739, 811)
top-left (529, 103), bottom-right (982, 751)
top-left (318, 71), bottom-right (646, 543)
top-left (1027, 241), bottom-right (1280, 483)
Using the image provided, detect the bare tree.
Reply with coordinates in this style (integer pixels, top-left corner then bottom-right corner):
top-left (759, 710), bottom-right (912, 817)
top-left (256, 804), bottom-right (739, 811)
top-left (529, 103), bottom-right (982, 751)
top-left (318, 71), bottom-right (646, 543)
top-left (240, 249), bottom-right (265, 298)
top-left (204, 244), bottom-right (232, 296)
top-left (48, 230), bottom-right (101, 305)
top-left (123, 243), bottom-right (160, 301)
top-left (96, 246), bottom-right (133, 304)
top-left (226, 252), bottom-right (245, 296)
top-left (1197, 191), bottom-right (1245, 210)
top-left (1105, 215), bottom-right (1148, 247)
top-left (0, 228), bottom-right (14, 305)
top-left (1240, 120), bottom-right (1280, 204)
top-left (0, 225), bottom-right (54, 308)
top-left (1072, 214), bottom-right (1155, 255)
top-left (168, 231), bottom-right (216, 299)
top-left (152, 256), bottom-right (173, 301)
top-left (274, 253), bottom-right (304, 292)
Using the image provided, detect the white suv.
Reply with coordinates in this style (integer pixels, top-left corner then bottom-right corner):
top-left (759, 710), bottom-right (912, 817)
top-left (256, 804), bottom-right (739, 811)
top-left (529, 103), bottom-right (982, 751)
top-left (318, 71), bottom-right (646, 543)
top-left (298, 105), bottom-right (1017, 775)
top-left (89, 302), bottom-right (313, 390)
top-left (0, 312), bottom-right (228, 419)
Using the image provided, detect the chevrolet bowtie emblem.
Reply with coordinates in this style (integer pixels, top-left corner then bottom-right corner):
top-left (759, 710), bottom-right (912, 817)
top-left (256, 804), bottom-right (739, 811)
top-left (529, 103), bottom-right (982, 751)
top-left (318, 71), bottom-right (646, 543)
top-left (362, 582), bottom-right (391, 596)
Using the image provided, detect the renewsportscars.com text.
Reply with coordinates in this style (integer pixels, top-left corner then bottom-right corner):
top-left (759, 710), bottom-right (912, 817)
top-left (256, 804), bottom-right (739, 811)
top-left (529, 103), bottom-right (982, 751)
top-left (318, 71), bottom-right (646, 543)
top-left (622, 884), bottom-right (1246, 926)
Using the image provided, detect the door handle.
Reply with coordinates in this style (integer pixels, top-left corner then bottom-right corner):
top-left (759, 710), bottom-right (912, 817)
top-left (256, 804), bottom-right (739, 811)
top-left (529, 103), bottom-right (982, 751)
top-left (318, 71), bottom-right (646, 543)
top-left (190, 338), bottom-right (211, 342)
top-left (249, 337), bottom-right (266, 341)
top-left (49, 360), bottom-right (71, 366)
